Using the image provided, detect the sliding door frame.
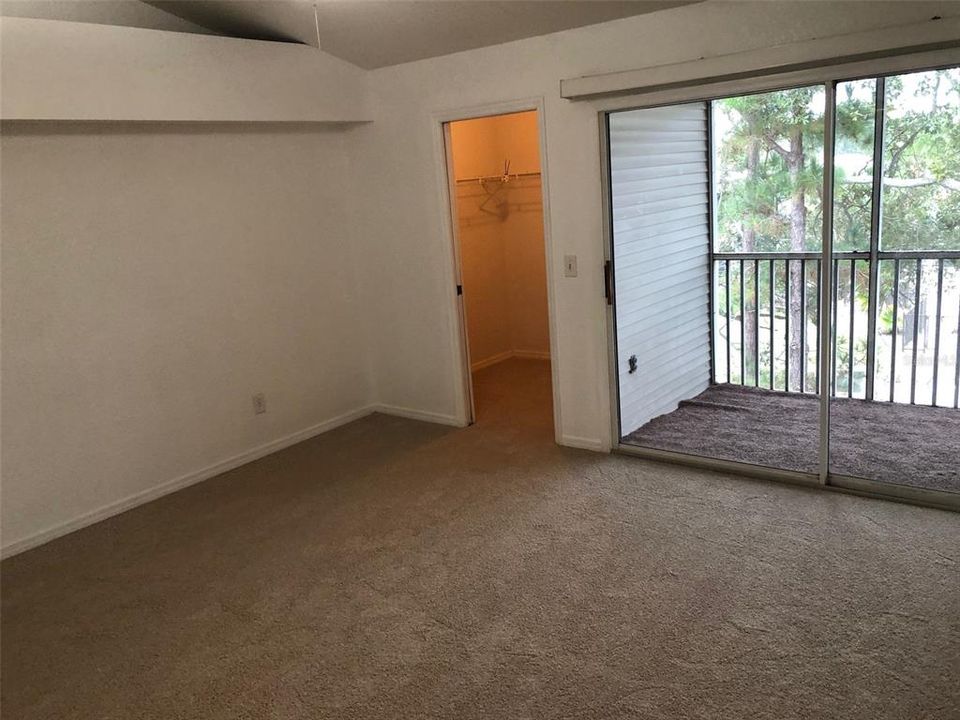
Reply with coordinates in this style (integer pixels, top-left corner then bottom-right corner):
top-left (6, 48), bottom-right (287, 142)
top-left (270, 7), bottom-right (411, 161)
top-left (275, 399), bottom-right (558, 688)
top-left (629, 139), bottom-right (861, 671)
top-left (819, 81), bottom-right (837, 484)
top-left (599, 47), bottom-right (960, 512)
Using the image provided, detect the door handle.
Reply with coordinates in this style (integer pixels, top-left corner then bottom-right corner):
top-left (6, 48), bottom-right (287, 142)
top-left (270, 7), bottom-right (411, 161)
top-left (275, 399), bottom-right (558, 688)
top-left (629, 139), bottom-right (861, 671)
top-left (604, 260), bottom-right (613, 306)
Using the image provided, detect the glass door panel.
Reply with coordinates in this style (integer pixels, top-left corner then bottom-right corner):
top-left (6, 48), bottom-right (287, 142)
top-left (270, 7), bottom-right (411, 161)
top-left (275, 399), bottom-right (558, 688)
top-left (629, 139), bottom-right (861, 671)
top-left (828, 67), bottom-right (960, 497)
top-left (610, 86), bottom-right (825, 476)
top-left (609, 102), bottom-right (714, 451)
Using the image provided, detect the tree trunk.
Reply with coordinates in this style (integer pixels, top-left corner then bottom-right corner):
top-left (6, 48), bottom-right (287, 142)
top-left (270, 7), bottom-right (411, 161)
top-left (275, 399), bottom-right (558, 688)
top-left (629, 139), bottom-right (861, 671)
top-left (742, 136), bottom-right (759, 385)
top-left (787, 127), bottom-right (805, 392)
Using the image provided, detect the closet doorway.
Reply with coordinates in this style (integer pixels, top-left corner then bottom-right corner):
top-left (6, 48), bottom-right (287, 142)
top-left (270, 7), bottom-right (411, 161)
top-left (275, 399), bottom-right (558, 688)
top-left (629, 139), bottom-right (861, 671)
top-left (442, 109), bottom-right (555, 435)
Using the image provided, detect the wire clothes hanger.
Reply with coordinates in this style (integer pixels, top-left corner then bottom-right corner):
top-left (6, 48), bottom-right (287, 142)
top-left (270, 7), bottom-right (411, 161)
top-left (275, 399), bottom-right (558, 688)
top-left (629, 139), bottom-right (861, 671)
top-left (478, 160), bottom-right (512, 220)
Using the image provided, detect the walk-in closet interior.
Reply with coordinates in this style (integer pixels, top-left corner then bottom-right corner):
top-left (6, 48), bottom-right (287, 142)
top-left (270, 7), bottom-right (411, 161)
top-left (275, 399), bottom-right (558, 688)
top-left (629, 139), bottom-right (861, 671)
top-left (447, 111), bottom-right (552, 426)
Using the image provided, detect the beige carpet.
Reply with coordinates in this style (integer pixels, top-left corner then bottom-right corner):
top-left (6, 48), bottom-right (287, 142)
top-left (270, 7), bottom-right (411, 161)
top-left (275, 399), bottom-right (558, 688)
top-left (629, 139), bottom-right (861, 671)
top-left (2, 359), bottom-right (959, 719)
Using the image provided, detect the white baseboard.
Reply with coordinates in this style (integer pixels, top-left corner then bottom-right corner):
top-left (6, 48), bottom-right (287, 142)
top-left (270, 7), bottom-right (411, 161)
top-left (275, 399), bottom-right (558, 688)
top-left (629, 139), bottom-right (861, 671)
top-left (470, 350), bottom-right (514, 371)
top-left (3, 395), bottom-right (579, 557)
top-left (1, 405), bottom-right (376, 559)
top-left (513, 350), bottom-right (551, 361)
top-left (471, 349), bottom-right (550, 371)
top-left (373, 404), bottom-right (464, 427)
top-left (560, 434), bottom-right (607, 452)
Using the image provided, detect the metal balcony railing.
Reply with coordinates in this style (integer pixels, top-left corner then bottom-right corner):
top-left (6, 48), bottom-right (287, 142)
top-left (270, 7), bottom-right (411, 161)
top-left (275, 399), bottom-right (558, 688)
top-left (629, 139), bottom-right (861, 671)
top-left (712, 251), bottom-right (960, 408)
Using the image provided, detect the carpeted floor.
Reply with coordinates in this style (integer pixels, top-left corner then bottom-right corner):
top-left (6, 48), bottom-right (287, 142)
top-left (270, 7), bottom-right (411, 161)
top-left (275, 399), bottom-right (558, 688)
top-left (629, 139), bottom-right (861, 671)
top-left (625, 383), bottom-right (960, 494)
top-left (2, 359), bottom-right (959, 719)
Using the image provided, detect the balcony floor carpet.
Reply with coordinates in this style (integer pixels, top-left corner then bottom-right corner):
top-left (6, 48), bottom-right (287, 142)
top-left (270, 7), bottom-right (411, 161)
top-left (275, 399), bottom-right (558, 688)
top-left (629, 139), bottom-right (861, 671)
top-left (3, 361), bottom-right (959, 719)
top-left (624, 383), bottom-right (960, 494)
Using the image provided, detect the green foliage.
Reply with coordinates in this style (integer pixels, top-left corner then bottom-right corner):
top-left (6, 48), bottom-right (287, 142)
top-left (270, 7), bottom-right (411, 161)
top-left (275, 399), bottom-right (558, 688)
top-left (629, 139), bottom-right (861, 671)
top-left (716, 69), bottom-right (960, 257)
top-left (833, 79), bottom-right (876, 252)
top-left (878, 305), bottom-right (894, 335)
top-left (715, 86), bottom-right (825, 253)
top-left (716, 68), bottom-right (960, 351)
top-left (877, 69), bottom-right (960, 252)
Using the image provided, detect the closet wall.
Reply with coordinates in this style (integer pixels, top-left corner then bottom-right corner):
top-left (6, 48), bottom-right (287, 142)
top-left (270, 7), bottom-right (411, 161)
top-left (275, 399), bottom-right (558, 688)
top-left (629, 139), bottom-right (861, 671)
top-left (450, 112), bottom-right (549, 369)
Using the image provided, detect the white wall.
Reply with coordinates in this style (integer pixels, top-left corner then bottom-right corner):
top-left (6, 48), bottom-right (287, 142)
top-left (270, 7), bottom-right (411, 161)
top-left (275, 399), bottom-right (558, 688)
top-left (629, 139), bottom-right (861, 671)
top-left (455, 176), bottom-right (549, 368)
top-left (449, 112), bottom-right (541, 180)
top-left (503, 178), bottom-right (550, 361)
top-left (0, 17), bottom-right (371, 122)
top-left (352, 0), bottom-right (960, 451)
top-left (0, 124), bottom-right (373, 552)
top-left (0, 16), bottom-right (377, 554)
top-left (456, 180), bottom-right (510, 366)
top-left (609, 103), bottom-right (711, 436)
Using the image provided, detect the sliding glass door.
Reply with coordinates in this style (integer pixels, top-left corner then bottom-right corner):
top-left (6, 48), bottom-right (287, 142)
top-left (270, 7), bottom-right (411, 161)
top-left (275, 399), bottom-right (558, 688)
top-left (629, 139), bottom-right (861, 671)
top-left (828, 67), bottom-right (960, 500)
top-left (709, 85), bottom-right (827, 475)
top-left (606, 62), bottom-right (960, 505)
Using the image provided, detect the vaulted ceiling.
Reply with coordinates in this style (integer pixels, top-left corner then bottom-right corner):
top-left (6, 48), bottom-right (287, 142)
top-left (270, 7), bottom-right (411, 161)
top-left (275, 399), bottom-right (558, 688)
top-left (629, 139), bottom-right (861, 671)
top-left (3, 0), bottom-right (700, 69)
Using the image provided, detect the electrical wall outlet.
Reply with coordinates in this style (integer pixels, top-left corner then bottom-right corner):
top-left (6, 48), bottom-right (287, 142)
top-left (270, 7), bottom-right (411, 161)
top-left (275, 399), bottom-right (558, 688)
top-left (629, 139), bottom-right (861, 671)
top-left (252, 393), bottom-right (267, 415)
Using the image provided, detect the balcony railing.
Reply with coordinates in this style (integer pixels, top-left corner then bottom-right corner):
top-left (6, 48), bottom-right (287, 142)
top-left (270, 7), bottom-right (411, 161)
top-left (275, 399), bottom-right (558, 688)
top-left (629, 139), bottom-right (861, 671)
top-left (712, 251), bottom-right (960, 408)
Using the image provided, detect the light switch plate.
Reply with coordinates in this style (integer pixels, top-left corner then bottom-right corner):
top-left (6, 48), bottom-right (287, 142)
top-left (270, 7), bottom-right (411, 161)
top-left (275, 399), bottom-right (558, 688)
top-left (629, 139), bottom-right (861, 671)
top-left (563, 254), bottom-right (578, 277)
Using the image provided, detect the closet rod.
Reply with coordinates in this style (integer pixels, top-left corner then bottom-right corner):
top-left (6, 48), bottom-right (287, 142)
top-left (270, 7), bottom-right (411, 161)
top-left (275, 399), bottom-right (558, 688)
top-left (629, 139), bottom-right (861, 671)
top-left (454, 171), bottom-right (541, 184)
